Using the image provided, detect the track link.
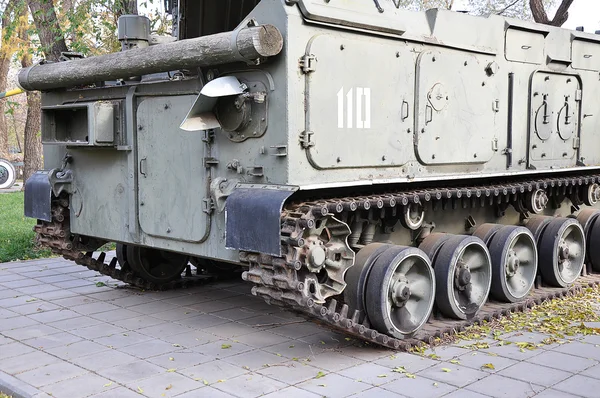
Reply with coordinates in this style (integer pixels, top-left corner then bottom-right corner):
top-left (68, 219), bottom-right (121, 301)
top-left (33, 172), bottom-right (600, 351)
top-left (242, 172), bottom-right (600, 350)
top-left (34, 200), bottom-right (226, 292)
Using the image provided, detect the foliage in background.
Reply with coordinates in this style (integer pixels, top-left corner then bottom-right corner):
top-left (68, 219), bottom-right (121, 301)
top-left (0, 192), bottom-right (51, 262)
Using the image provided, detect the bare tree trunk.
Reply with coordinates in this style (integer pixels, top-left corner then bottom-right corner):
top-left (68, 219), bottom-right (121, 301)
top-left (20, 49), bottom-right (42, 186)
top-left (530, 0), bottom-right (574, 26)
top-left (116, 0), bottom-right (138, 15)
top-left (27, 0), bottom-right (69, 62)
top-left (0, 0), bottom-right (19, 159)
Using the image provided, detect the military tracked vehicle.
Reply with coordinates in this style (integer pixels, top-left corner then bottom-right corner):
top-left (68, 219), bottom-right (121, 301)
top-left (22, 0), bottom-right (600, 349)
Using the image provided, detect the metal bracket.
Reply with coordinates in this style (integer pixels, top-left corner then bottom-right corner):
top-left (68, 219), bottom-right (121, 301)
top-left (299, 131), bottom-right (315, 148)
top-left (300, 54), bottom-right (317, 74)
top-left (247, 166), bottom-right (264, 177)
top-left (202, 197), bottom-right (215, 214)
top-left (573, 137), bottom-right (580, 149)
top-left (269, 145), bottom-right (288, 157)
top-left (204, 157), bottom-right (219, 168)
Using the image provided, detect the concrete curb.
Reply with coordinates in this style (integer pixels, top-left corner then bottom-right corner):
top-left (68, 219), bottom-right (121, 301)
top-left (0, 370), bottom-right (45, 398)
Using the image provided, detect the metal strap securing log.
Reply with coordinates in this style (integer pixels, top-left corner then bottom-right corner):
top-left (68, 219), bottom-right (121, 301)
top-left (18, 25), bottom-right (283, 91)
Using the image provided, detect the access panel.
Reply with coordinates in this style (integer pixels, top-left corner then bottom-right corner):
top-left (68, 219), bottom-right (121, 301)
top-left (304, 34), bottom-right (414, 170)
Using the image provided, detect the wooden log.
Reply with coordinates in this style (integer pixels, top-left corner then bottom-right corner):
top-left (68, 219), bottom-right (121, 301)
top-left (18, 25), bottom-right (283, 91)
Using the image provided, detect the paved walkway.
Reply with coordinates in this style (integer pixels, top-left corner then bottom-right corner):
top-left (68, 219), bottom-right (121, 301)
top-left (1, 255), bottom-right (600, 398)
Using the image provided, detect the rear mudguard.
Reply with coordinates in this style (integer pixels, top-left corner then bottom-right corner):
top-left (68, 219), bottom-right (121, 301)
top-left (24, 171), bottom-right (53, 222)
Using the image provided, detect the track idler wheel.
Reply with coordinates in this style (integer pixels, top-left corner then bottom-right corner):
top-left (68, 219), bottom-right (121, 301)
top-left (364, 245), bottom-right (435, 338)
top-left (126, 245), bottom-right (189, 285)
top-left (533, 217), bottom-right (585, 287)
top-left (429, 235), bottom-right (492, 320)
top-left (486, 226), bottom-right (538, 302)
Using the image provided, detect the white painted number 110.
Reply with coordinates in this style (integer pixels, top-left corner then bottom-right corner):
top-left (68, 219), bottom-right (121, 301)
top-left (337, 87), bottom-right (371, 129)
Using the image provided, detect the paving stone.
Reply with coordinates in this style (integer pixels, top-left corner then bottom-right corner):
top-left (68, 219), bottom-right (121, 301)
top-left (178, 360), bottom-right (249, 384)
top-left (95, 331), bottom-right (154, 349)
top-left (23, 331), bottom-right (83, 350)
top-left (581, 362), bottom-right (600, 378)
top-left (33, 290), bottom-right (79, 301)
top-left (260, 386), bottom-right (322, 398)
top-left (126, 371), bottom-right (200, 397)
top-left (160, 329), bottom-right (221, 348)
top-left (121, 339), bottom-right (180, 359)
top-left (527, 351), bottom-right (597, 374)
top-left (1, 279), bottom-right (45, 289)
top-left (0, 341), bottom-right (36, 360)
top-left (36, 275), bottom-right (78, 284)
top-left (466, 374), bottom-right (543, 398)
top-left (150, 308), bottom-right (200, 322)
top-left (71, 301), bottom-right (122, 315)
top-left (70, 284), bottom-right (114, 295)
top-left (89, 387), bottom-right (144, 398)
top-left (0, 274), bottom-right (28, 283)
top-left (201, 322), bottom-right (261, 339)
top-left (553, 341), bottom-right (600, 361)
top-left (422, 345), bottom-right (472, 361)
top-left (297, 331), bottom-right (355, 348)
top-left (175, 387), bottom-right (236, 398)
top-left (417, 362), bottom-right (488, 388)
top-left (110, 295), bottom-right (155, 308)
top-left (0, 350), bottom-right (60, 374)
top-left (338, 362), bottom-right (406, 386)
top-left (85, 289), bottom-right (136, 301)
top-left (263, 340), bottom-right (326, 360)
top-left (40, 372), bottom-right (115, 398)
top-left (28, 309), bottom-right (81, 323)
top-left (112, 315), bottom-right (166, 330)
top-left (52, 296), bottom-right (99, 309)
top-left (0, 295), bottom-right (39, 309)
top-left (16, 362), bottom-right (88, 387)
top-left (128, 301), bottom-right (179, 315)
top-left (553, 374), bottom-right (600, 397)
top-left (191, 339), bottom-right (253, 359)
top-left (222, 349), bottom-right (288, 371)
top-left (455, 350), bottom-right (518, 373)
top-left (10, 302), bottom-right (61, 316)
top-left (307, 351), bottom-right (366, 372)
top-left (136, 322), bottom-right (194, 339)
top-left (51, 279), bottom-right (95, 289)
top-left (47, 315), bottom-right (103, 331)
top-left (15, 284), bottom-right (62, 295)
top-left (498, 361), bottom-right (572, 388)
top-left (72, 350), bottom-right (140, 371)
top-left (90, 308), bottom-right (144, 323)
top-left (212, 373), bottom-right (287, 398)
top-left (269, 322), bottom-right (323, 339)
top-left (481, 343), bottom-right (543, 361)
top-left (174, 314), bottom-right (229, 329)
top-left (212, 307), bottom-right (260, 321)
top-left (147, 350), bottom-right (212, 369)
top-left (442, 390), bottom-right (490, 398)
top-left (70, 323), bottom-right (127, 339)
top-left (2, 323), bottom-right (59, 340)
top-left (374, 353), bottom-right (439, 374)
top-left (0, 335), bottom-right (13, 345)
top-left (46, 339), bottom-right (109, 360)
top-left (233, 331), bottom-right (290, 349)
top-left (185, 299), bottom-right (239, 313)
top-left (162, 294), bottom-right (210, 307)
top-left (533, 389), bottom-right (583, 398)
top-left (257, 361), bottom-right (326, 385)
top-left (297, 372), bottom-right (371, 398)
top-left (97, 360), bottom-right (166, 384)
top-left (0, 289), bottom-right (20, 300)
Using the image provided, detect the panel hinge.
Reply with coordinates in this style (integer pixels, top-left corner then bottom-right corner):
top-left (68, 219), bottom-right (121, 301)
top-left (202, 197), bottom-right (215, 214)
top-left (492, 138), bottom-right (499, 152)
top-left (573, 137), bottom-right (580, 149)
top-left (300, 54), bottom-right (317, 74)
top-left (202, 129), bottom-right (215, 143)
top-left (575, 89), bottom-right (582, 101)
top-left (299, 131), bottom-right (315, 148)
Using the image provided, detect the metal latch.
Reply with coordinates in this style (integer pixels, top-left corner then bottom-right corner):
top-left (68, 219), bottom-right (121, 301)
top-left (300, 55), bottom-right (316, 74)
top-left (204, 157), bottom-right (219, 168)
top-left (202, 197), bottom-right (215, 214)
top-left (575, 89), bottom-right (582, 102)
top-left (573, 137), bottom-right (580, 149)
top-left (299, 131), bottom-right (315, 148)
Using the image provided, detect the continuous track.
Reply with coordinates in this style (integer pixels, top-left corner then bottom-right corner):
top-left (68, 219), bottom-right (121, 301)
top-left (34, 172), bottom-right (600, 351)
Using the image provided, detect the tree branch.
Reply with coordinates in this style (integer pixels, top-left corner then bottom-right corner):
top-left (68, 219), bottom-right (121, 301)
top-left (496, 0), bottom-right (520, 16)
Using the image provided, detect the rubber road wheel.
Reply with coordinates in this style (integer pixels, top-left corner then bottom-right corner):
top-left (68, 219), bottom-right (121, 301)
top-left (487, 226), bottom-right (538, 302)
top-left (433, 235), bottom-right (492, 320)
top-left (538, 218), bottom-right (585, 287)
top-left (365, 245), bottom-right (435, 338)
top-left (0, 158), bottom-right (16, 190)
top-left (126, 245), bottom-right (189, 285)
